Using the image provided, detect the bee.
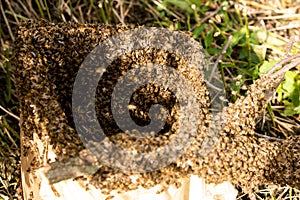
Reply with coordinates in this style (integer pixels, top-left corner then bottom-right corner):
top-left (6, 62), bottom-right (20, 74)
top-left (105, 195), bottom-right (114, 200)
top-left (50, 185), bottom-right (60, 197)
top-left (18, 20), bottom-right (300, 200)
top-left (156, 187), bottom-right (166, 194)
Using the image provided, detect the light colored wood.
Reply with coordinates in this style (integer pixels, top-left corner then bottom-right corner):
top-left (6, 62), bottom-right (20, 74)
top-left (34, 170), bottom-right (191, 200)
top-left (20, 110), bottom-right (237, 200)
top-left (20, 114), bottom-right (43, 200)
top-left (189, 176), bottom-right (238, 200)
top-left (23, 154), bottom-right (237, 200)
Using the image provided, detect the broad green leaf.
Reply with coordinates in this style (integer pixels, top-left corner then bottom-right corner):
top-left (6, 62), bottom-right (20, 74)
top-left (193, 24), bottom-right (206, 39)
top-left (230, 26), bottom-right (246, 47)
top-left (282, 71), bottom-right (298, 94)
top-left (251, 44), bottom-right (267, 61)
top-left (204, 28), bottom-right (214, 48)
top-left (276, 71), bottom-right (300, 116)
top-left (258, 60), bottom-right (278, 76)
top-left (283, 100), bottom-right (300, 116)
top-left (238, 46), bottom-right (248, 60)
top-left (163, 0), bottom-right (193, 14)
top-left (189, 0), bottom-right (202, 7)
top-left (207, 47), bottom-right (221, 55)
top-left (251, 29), bottom-right (267, 44)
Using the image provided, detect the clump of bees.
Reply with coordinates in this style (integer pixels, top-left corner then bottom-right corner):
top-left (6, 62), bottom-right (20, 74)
top-left (15, 20), bottom-right (300, 199)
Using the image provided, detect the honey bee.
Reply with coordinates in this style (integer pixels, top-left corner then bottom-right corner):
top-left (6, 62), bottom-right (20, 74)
top-left (105, 195), bottom-right (115, 200)
top-left (16, 20), bottom-right (300, 200)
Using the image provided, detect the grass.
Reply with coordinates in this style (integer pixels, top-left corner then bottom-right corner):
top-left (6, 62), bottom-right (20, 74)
top-left (0, 0), bottom-right (300, 199)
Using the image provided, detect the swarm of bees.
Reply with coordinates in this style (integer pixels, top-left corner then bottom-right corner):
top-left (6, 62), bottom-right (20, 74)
top-left (15, 21), bottom-right (300, 199)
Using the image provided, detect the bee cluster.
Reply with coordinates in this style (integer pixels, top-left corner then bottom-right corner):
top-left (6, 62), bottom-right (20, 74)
top-left (15, 21), bottom-right (300, 199)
